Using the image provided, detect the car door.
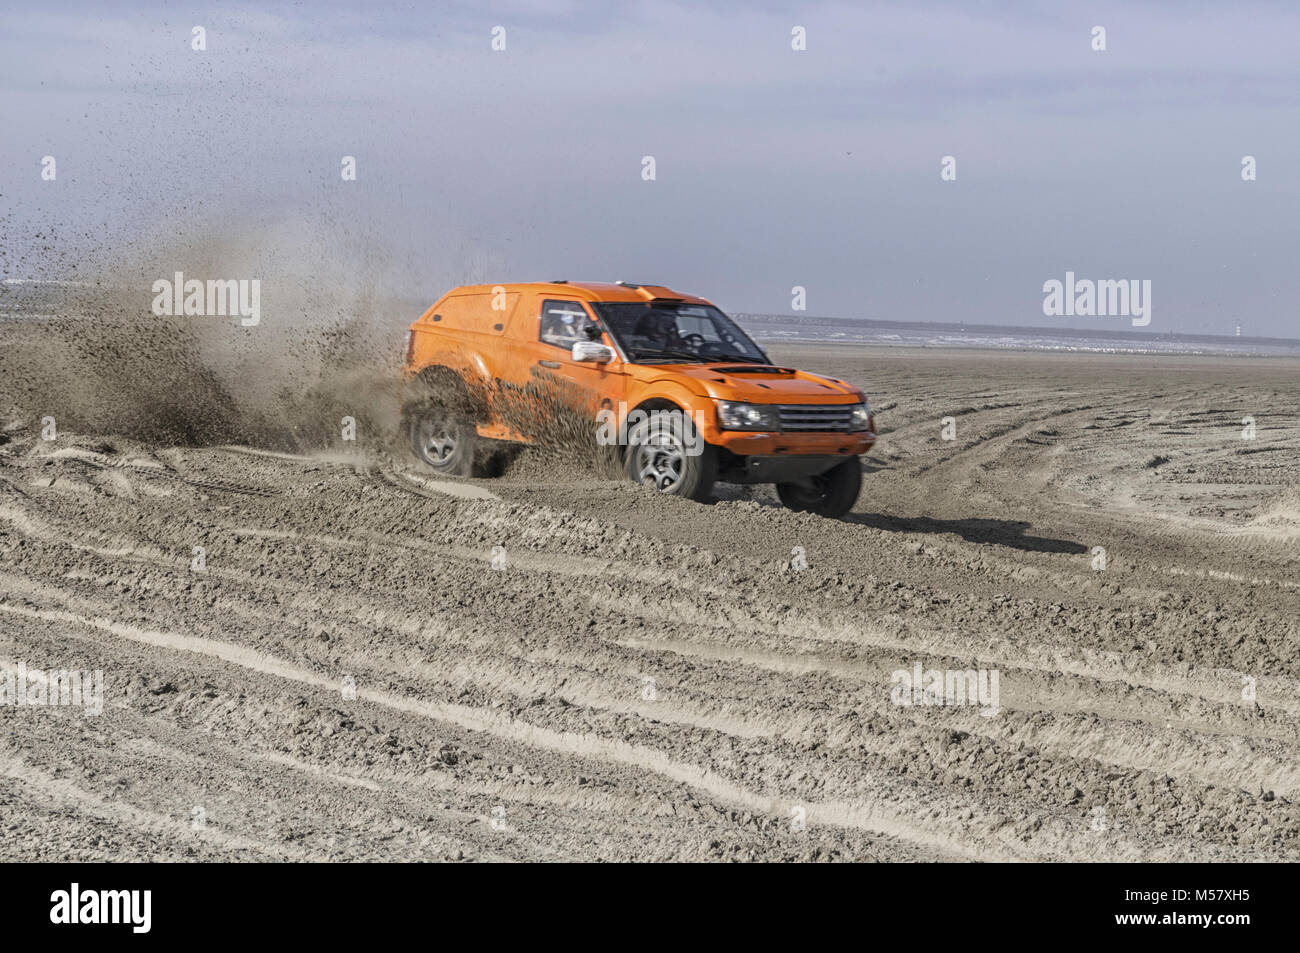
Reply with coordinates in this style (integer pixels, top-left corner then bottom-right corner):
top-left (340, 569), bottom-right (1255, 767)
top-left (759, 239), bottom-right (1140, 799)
top-left (529, 297), bottom-right (626, 419)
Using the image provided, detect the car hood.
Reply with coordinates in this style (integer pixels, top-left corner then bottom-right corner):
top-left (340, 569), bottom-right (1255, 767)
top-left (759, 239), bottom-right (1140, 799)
top-left (657, 363), bottom-right (863, 402)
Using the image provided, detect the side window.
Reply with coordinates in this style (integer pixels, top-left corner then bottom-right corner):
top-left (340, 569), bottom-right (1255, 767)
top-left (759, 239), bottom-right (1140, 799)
top-left (538, 300), bottom-right (590, 350)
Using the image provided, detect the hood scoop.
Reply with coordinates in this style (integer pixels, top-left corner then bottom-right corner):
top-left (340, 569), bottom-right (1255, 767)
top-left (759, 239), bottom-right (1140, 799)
top-left (714, 365), bottom-right (794, 375)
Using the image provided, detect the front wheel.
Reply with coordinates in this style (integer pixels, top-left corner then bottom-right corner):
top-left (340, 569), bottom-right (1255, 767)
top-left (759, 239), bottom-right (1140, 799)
top-left (776, 458), bottom-right (862, 518)
top-left (625, 412), bottom-right (717, 502)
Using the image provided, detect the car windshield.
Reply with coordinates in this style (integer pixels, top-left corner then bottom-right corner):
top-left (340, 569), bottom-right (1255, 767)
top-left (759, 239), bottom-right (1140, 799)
top-left (591, 302), bottom-right (770, 365)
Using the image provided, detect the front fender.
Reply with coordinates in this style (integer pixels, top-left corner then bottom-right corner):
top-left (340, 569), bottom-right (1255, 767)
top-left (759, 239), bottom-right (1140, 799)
top-left (623, 379), bottom-right (722, 442)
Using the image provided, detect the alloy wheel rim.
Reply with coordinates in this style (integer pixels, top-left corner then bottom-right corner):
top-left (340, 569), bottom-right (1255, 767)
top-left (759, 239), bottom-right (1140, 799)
top-left (417, 419), bottom-right (457, 464)
top-left (634, 431), bottom-right (684, 491)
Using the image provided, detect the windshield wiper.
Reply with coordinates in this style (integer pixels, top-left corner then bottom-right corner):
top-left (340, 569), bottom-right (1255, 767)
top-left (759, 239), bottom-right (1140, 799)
top-left (706, 352), bottom-right (769, 364)
top-left (629, 346), bottom-right (709, 363)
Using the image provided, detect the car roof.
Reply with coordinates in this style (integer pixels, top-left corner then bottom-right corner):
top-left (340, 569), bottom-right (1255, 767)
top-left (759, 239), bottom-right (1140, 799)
top-left (444, 282), bottom-right (712, 305)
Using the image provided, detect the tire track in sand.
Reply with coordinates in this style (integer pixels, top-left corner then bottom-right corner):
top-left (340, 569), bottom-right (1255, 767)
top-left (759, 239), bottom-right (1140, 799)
top-left (0, 598), bottom-right (1005, 861)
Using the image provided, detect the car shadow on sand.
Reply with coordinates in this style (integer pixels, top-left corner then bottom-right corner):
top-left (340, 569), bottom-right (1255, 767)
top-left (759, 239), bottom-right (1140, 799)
top-left (847, 513), bottom-right (1088, 554)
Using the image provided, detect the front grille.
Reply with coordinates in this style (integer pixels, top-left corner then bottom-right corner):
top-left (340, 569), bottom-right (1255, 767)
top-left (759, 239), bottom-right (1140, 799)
top-left (777, 404), bottom-right (855, 432)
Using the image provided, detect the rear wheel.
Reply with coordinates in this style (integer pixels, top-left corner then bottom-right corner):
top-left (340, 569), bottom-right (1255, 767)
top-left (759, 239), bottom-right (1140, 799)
top-left (408, 408), bottom-right (478, 477)
top-left (625, 411), bottom-right (716, 502)
top-left (776, 458), bottom-right (862, 518)
top-left (402, 367), bottom-right (499, 478)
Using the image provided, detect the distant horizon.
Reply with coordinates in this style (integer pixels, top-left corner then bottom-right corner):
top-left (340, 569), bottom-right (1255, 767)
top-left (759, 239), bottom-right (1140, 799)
top-left (3, 273), bottom-right (1295, 347)
top-left (735, 311), bottom-right (1300, 346)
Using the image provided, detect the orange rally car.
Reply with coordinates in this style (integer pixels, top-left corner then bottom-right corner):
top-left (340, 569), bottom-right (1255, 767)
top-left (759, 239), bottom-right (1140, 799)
top-left (402, 281), bottom-right (876, 517)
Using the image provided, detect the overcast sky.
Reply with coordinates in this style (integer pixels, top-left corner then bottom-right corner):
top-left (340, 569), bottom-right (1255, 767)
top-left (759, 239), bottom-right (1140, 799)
top-left (3, 1), bottom-right (1299, 335)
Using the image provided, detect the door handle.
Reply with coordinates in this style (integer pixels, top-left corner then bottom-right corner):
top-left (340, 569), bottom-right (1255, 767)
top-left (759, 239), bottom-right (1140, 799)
top-left (538, 360), bottom-right (561, 369)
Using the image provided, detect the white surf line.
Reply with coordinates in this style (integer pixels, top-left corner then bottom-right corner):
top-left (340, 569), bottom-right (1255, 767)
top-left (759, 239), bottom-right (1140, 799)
top-left (0, 600), bottom-right (998, 861)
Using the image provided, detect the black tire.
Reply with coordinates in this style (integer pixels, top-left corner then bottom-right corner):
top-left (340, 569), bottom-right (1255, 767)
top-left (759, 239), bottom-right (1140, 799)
top-left (624, 409), bottom-right (717, 502)
top-left (776, 458), bottom-right (862, 518)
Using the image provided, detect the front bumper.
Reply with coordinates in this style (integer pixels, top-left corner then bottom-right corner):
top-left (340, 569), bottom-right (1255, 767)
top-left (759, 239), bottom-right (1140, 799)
top-left (709, 427), bottom-right (876, 457)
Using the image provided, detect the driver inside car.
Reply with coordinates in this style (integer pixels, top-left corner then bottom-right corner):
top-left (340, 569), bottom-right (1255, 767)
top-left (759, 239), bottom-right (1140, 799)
top-left (541, 305), bottom-right (587, 348)
top-left (633, 311), bottom-right (686, 351)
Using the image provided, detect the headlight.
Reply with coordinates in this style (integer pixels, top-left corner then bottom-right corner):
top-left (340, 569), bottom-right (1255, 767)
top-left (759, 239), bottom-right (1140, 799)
top-left (717, 400), bottom-right (779, 431)
top-left (849, 402), bottom-right (872, 431)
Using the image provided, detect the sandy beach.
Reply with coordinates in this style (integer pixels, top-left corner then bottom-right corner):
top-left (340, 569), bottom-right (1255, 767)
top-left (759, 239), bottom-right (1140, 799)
top-left (2, 341), bottom-right (1298, 861)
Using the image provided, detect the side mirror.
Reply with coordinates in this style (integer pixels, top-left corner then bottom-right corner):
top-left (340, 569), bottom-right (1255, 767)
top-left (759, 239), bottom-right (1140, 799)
top-left (572, 341), bottom-right (615, 364)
